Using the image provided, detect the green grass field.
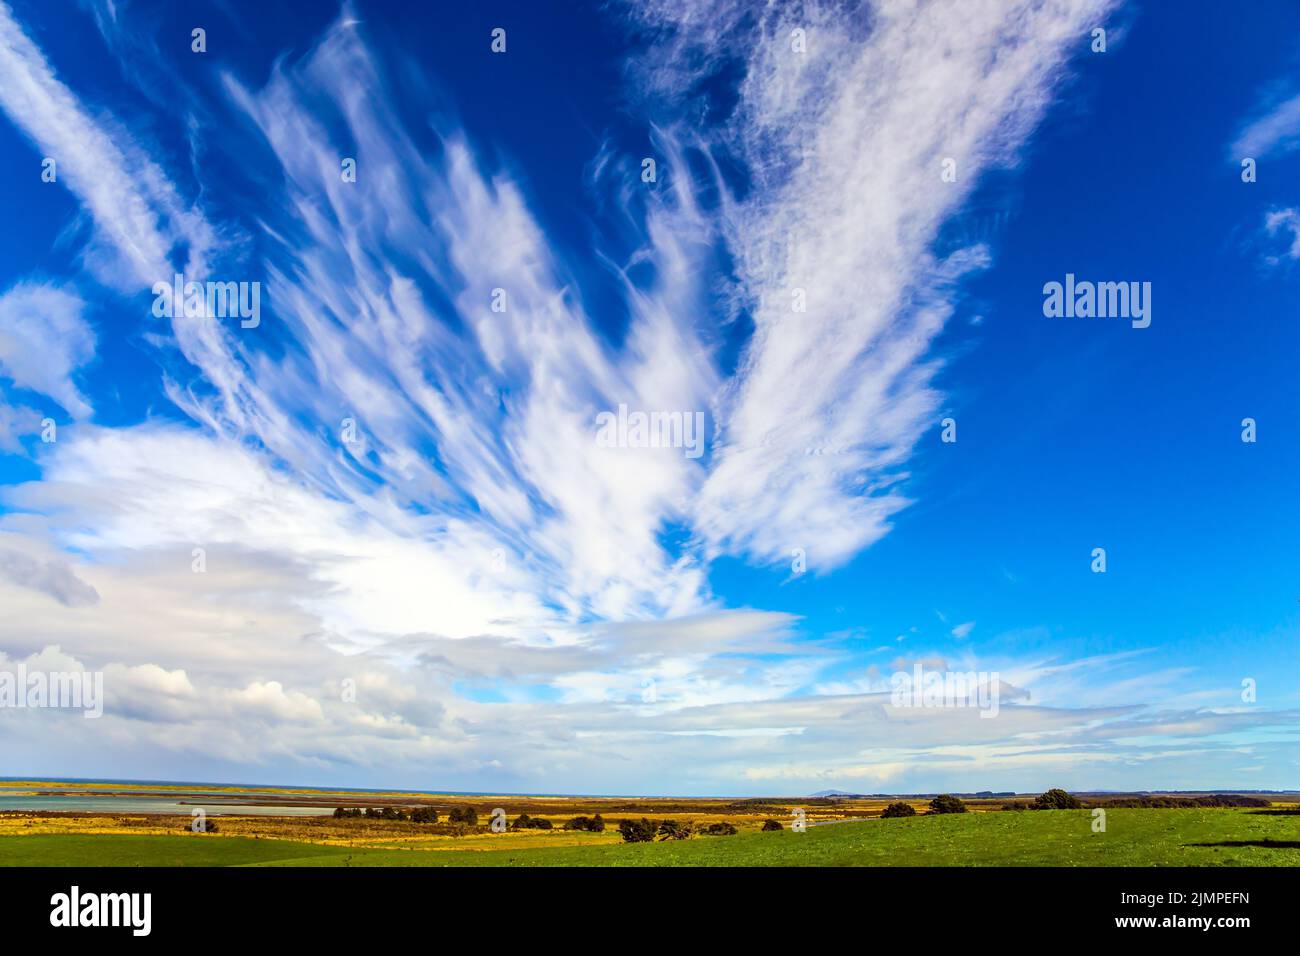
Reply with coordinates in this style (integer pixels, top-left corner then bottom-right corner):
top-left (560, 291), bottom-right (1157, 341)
top-left (1, 809), bottom-right (1296, 866)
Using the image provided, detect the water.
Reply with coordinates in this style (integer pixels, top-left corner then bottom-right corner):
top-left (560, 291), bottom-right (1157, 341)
top-left (0, 794), bottom-right (332, 817)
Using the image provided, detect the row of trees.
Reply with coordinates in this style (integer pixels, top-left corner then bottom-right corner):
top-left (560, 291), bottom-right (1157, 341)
top-left (332, 806), bottom-right (609, 830)
top-left (332, 805), bottom-right (469, 823)
top-left (616, 818), bottom-right (746, 842)
top-left (881, 794), bottom-right (968, 818)
top-left (333, 806), bottom-right (427, 821)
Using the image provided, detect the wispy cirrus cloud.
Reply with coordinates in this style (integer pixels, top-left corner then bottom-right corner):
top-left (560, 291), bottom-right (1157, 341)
top-left (0, 0), bottom-right (216, 288)
top-left (1231, 88), bottom-right (1300, 160)
top-left (628, 0), bottom-right (1120, 571)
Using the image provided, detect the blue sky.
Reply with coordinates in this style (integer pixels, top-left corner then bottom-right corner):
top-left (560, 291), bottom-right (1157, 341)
top-left (0, 0), bottom-right (1297, 796)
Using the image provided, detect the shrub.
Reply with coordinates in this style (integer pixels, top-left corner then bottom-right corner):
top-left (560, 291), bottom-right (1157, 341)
top-left (618, 818), bottom-right (659, 843)
top-left (1033, 788), bottom-right (1082, 810)
top-left (511, 813), bottom-right (553, 830)
top-left (880, 802), bottom-right (917, 818)
top-left (410, 807), bottom-right (439, 823)
top-left (702, 822), bottom-right (738, 836)
top-left (761, 819), bottom-right (783, 831)
top-left (927, 794), bottom-right (968, 814)
top-left (332, 807), bottom-right (363, 819)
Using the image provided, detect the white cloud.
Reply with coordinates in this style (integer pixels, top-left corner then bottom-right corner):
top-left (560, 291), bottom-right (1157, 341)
top-left (0, 282), bottom-right (95, 419)
top-left (1264, 207), bottom-right (1300, 262)
top-left (1232, 89), bottom-right (1300, 159)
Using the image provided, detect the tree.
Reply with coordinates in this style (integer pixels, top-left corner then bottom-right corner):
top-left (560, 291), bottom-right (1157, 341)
top-left (656, 819), bottom-right (694, 840)
top-left (1032, 788), bottom-right (1082, 810)
top-left (618, 818), bottom-right (659, 843)
top-left (410, 807), bottom-right (439, 823)
top-left (881, 801), bottom-right (917, 818)
top-left (761, 819), bottom-right (783, 831)
top-left (449, 806), bottom-right (479, 826)
top-left (928, 794), bottom-right (967, 814)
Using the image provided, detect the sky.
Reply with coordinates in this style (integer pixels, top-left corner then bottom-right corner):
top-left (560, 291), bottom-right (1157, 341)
top-left (0, 0), bottom-right (1297, 796)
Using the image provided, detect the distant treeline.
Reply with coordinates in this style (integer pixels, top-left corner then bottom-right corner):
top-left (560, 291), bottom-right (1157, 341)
top-left (1087, 794), bottom-right (1271, 809)
top-left (1000, 791), bottom-right (1271, 811)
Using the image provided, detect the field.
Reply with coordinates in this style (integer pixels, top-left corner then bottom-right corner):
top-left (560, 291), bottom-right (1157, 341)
top-left (2, 808), bottom-right (1297, 867)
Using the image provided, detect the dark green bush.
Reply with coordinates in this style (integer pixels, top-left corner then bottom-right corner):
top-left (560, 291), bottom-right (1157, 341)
top-left (562, 814), bottom-right (606, 832)
top-left (1032, 788), bottom-right (1082, 810)
top-left (927, 794), bottom-right (968, 814)
top-left (511, 813), bottom-right (553, 830)
top-left (880, 801), bottom-right (917, 818)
